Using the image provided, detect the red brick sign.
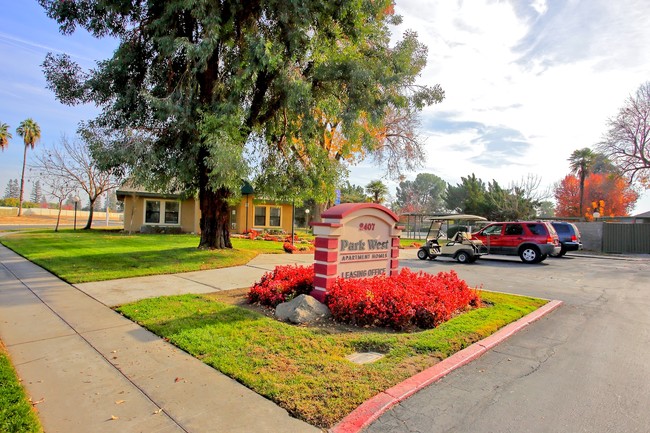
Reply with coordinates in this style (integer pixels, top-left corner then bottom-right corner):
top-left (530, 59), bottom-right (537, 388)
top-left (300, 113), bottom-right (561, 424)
top-left (310, 203), bottom-right (402, 302)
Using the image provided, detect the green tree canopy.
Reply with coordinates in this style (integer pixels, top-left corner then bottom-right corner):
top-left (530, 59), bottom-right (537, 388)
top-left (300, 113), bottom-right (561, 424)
top-left (40, 0), bottom-right (442, 248)
top-left (339, 182), bottom-right (368, 203)
top-left (444, 174), bottom-right (486, 215)
top-left (444, 173), bottom-right (539, 220)
top-left (395, 172), bottom-right (446, 213)
top-left (365, 180), bottom-right (389, 204)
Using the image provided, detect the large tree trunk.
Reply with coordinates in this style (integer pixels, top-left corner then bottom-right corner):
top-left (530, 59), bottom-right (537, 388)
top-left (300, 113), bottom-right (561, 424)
top-left (197, 151), bottom-right (232, 249)
top-left (198, 186), bottom-right (232, 249)
top-left (84, 197), bottom-right (95, 230)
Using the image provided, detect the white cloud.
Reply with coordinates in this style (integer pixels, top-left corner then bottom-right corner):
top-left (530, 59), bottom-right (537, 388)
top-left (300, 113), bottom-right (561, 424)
top-left (530, 0), bottom-right (548, 16)
top-left (368, 0), bottom-right (650, 213)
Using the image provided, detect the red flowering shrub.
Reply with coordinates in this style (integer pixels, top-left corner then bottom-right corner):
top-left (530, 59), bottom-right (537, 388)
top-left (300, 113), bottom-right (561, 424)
top-left (283, 242), bottom-right (298, 253)
top-left (247, 265), bottom-right (314, 307)
top-left (326, 269), bottom-right (480, 330)
top-left (245, 229), bottom-right (259, 240)
top-left (247, 265), bottom-right (480, 330)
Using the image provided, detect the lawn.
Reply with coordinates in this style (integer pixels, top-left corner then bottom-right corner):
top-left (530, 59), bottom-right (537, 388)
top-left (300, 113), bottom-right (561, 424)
top-left (0, 228), bottom-right (549, 428)
top-left (400, 237), bottom-right (425, 248)
top-left (0, 229), bottom-right (285, 283)
top-left (117, 290), bottom-right (547, 428)
top-left (0, 343), bottom-right (43, 433)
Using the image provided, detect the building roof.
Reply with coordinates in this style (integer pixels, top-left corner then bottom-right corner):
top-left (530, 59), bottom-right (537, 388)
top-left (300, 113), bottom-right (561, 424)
top-left (116, 180), bottom-right (256, 201)
top-left (115, 182), bottom-right (183, 200)
top-left (632, 210), bottom-right (650, 218)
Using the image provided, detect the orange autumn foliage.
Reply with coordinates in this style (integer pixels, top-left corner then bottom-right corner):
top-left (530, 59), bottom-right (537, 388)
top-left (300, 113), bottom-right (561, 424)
top-left (555, 173), bottom-right (638, 219)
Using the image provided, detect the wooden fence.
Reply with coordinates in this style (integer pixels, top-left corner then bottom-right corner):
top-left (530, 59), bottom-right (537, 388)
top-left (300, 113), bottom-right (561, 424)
top-left (602, 223), bottom-right (650, 254)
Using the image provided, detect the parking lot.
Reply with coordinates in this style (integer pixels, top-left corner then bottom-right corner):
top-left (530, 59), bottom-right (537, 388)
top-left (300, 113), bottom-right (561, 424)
top-left (368, 251), bottom-right (650, 433)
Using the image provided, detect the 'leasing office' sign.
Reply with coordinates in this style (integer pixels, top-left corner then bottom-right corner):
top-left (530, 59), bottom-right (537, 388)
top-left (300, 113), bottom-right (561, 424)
top-left (310, 203), bottom-right (402, 302)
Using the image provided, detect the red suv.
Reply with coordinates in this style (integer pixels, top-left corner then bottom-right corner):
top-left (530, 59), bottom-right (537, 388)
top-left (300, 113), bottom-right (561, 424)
top-left (472, 221), bottom-right (561, 263)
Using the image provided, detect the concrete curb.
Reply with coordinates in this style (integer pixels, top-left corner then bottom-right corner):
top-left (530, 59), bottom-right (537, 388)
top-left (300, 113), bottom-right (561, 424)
top-left (329, 299), bottom-right (563, 433)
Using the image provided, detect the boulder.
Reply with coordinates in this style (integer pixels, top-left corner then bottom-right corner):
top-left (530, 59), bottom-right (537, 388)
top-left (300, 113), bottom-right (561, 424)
top-left (275, 294), bottom-right (332, 324)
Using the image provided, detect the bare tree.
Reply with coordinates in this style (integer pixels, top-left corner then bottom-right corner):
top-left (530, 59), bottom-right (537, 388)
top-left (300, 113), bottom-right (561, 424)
top-left (369, 107), bottom-right (426, 180)
top-left (599, 82), bottom-right (650, 187)
top-left (37, 174), bottom-right (74, 232)
top-left (31, 134), bottom-right (123, 229)
top-left (510, 174), bottom-right (551, 202)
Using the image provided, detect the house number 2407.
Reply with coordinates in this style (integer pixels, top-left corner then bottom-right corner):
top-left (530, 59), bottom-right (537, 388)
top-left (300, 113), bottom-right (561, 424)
top-left (358, 223), bottom-right (375, 231)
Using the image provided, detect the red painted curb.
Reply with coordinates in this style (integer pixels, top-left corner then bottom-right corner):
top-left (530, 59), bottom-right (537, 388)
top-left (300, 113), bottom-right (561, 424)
top-left (329, 299), bottom-right (563, 433)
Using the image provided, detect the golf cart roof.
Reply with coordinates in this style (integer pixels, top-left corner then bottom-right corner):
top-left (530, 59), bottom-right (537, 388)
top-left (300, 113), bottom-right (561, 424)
top-left (424, 214), bottom-right (487, 222)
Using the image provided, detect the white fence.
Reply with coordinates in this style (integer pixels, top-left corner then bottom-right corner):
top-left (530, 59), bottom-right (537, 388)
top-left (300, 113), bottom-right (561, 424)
top-left (0, 206), bottom-right (124, 221)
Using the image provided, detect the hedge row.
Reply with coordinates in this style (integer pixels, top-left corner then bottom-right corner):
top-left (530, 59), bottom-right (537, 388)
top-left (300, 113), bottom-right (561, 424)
top-left (247, 265), bottom-right (480, 330)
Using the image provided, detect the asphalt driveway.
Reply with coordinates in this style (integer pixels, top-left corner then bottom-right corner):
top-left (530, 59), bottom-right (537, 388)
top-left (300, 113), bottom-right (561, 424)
top-left (366, 252), bottom-right (650, 433)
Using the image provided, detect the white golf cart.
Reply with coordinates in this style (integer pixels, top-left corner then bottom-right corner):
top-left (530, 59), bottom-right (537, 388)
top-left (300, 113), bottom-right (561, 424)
top-left (416, 214), bottom-right (488, 263)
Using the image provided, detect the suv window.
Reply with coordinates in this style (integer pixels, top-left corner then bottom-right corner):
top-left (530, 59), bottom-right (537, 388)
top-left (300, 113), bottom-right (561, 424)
top-left (553, 223), bottom-right (570, 234)
top-left (527, 223), bottom-right (547, 236)
top-left (483, 224), bottom-right (503, 235)
top-left (505, 224), bottom-right (523, 235)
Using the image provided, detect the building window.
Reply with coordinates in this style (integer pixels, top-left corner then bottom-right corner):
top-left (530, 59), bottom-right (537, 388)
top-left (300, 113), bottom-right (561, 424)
top-left (144, 200), bottom-right (181, 225)
top-left (269, 207), bottom-right (281, 226)
top-left (145, 201), bottom-right (160, 224)
top-left (164, 201), bottom-right (180, 224)
top-left (254, 206), bottom-right (266, 226)
top-left (254, 205), bottom-right (282, 227)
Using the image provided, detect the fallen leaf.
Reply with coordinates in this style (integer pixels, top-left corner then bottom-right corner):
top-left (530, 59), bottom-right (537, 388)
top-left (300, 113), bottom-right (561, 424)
top-left (174, 377), bottom-right (184, 383)
top-left (31, 398), bottom-right (45, 406)
top-left (153, 409), bottom-right (162, 414)
top-left (109, 415), bottom-right (118, 421)
top-left (115, 400), bottom-right (125, 405)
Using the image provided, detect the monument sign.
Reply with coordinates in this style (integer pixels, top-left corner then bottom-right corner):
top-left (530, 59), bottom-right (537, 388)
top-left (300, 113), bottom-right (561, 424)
top-left (310, 203), bottom-right (402, 302)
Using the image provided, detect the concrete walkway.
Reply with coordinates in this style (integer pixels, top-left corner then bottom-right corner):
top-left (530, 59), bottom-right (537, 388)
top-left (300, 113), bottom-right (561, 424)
top-left (0, 245), bottom-right (320, 433)
top-left (74, 253), bottom-right (314, 307)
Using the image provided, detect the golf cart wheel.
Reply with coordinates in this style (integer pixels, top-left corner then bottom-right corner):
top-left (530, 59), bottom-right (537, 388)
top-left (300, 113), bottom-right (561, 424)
top-left (519, 246), bottom-right (541, 264)
top-left (456, 251), bottom-right (471, 263)
top-left (417, 248), bottom-right (429, 260)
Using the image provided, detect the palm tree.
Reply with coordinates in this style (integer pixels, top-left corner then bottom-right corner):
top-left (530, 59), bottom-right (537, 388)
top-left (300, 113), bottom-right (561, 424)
top-left (568, 148), bottom-right (595, 219)
top-left (365, 180), bottom-right (389, 204)
top-left (16, 118), bottom-right (41, 216)
top-left (0, 122), bottom-right (11, 151)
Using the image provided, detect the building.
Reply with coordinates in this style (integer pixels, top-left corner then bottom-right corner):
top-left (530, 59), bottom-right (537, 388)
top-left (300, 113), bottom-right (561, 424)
top-left (116, 183), bottom-right (303, 234)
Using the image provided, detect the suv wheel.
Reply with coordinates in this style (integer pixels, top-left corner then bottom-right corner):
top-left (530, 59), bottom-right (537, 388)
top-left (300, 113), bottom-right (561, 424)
top-left (417, 248), bottom-right (429, 260)
top-left (519, 245), bottom-right (541, 264)
top-left (456, 251), bottom-right (470, 263)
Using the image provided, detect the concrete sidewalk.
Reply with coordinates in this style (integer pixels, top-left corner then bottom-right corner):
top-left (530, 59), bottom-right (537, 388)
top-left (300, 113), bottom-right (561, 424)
top-left (0, 245), bottom-right (320, 433)
top-left (74, 253), bottom-right (314, 307)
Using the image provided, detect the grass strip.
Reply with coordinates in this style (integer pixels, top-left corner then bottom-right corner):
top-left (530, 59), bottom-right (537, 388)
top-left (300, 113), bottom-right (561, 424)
top-left (116, 290), bottom-right (546, 428)
top-left (0, 344), bottom-right (43, 433)
top-left (0, 230), bottom-right (285, 283)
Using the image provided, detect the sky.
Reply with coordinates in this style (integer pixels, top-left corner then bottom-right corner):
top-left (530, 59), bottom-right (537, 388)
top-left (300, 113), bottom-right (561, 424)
top-left (1, 0), bottom-right (649, 214)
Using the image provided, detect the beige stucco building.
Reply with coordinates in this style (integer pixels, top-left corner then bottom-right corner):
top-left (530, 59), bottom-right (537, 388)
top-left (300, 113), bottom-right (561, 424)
top-left (116, 186), bottom-right (297, 234)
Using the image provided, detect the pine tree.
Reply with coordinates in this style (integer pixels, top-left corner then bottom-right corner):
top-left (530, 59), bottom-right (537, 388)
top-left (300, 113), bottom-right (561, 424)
top-left (30, 180), bottom-right (42, 203)
top-left (41, 0), bottom-right (442, 247)
top-left (4, 179), bottom-right (19, 199)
